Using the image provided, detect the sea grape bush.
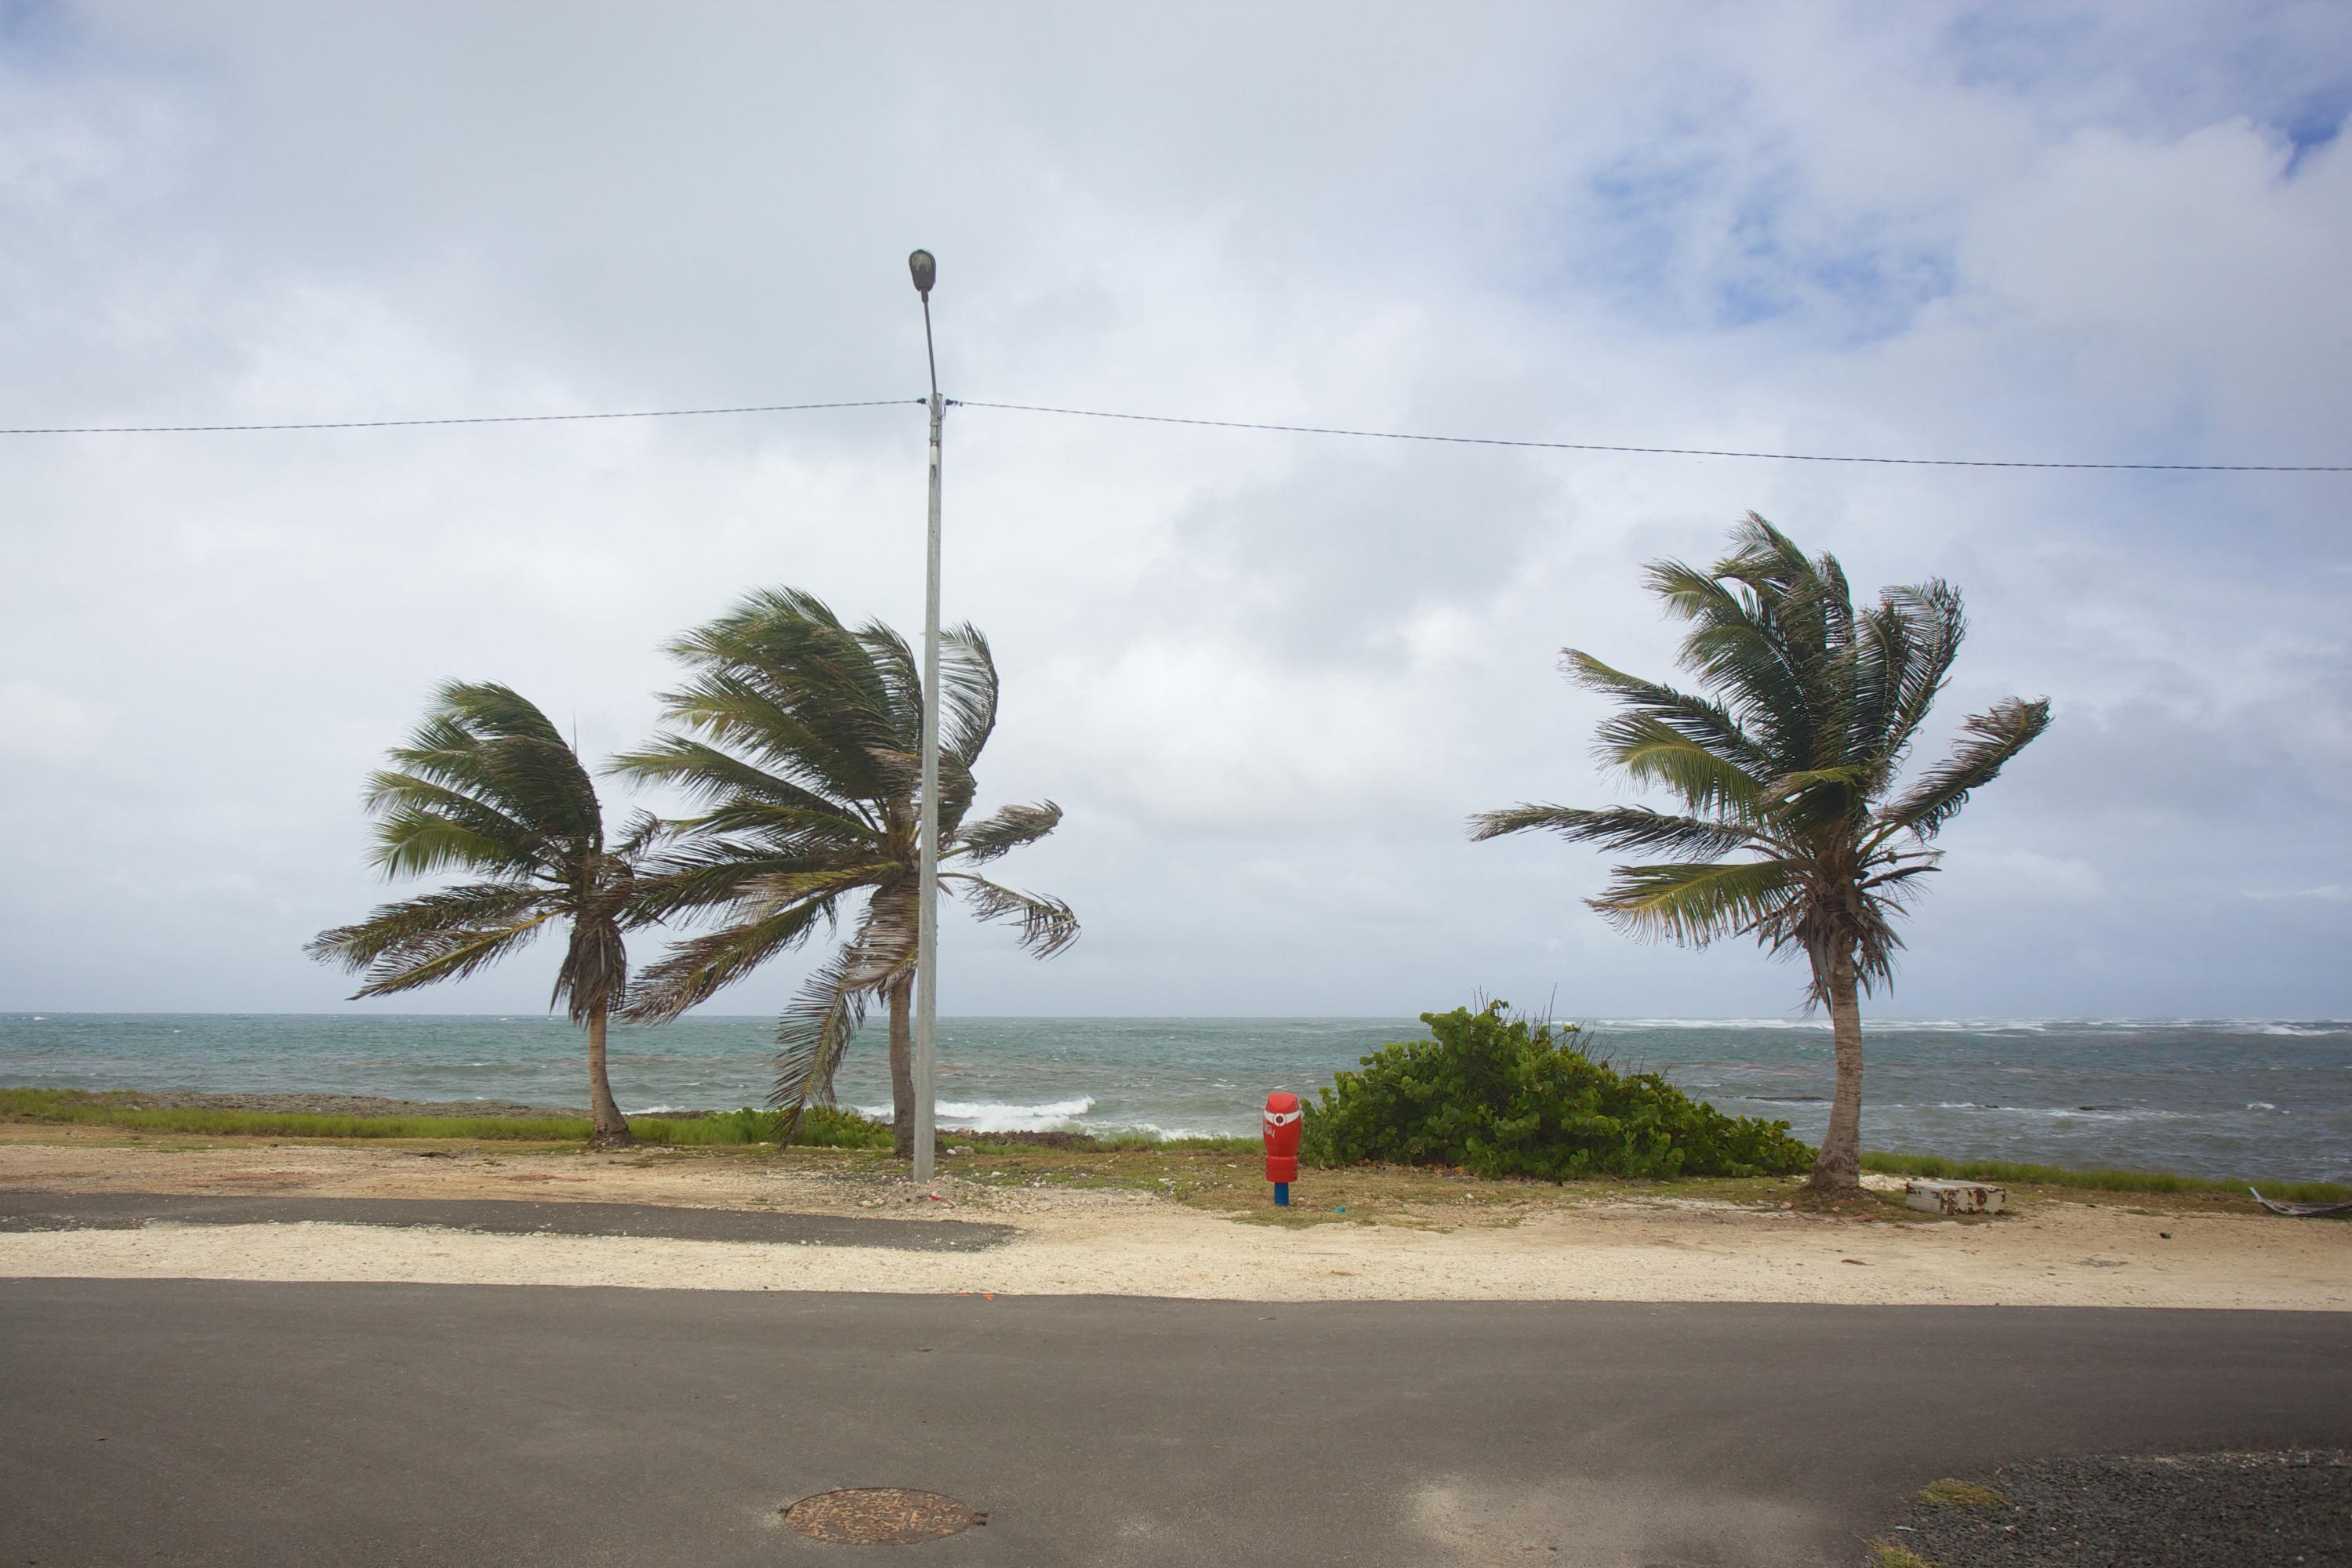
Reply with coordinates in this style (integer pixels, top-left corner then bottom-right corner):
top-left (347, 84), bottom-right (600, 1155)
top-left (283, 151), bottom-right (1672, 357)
top-left (1298, 1002), bottom-right (1813, 1180)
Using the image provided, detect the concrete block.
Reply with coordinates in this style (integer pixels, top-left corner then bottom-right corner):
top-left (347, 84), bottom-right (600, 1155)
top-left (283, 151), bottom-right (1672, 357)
top-left (1904, 1178), bottom-right (2005, 1215)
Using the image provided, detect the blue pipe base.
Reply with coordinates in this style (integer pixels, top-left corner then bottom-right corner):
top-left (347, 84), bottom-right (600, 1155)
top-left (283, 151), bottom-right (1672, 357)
top-left (1273, 1181), bottom-right (1290, 1207)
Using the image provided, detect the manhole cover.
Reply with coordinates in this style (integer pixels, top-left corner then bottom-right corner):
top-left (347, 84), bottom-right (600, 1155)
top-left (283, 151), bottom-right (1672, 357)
top-left (781, 1487), bottom-right (985, 1545)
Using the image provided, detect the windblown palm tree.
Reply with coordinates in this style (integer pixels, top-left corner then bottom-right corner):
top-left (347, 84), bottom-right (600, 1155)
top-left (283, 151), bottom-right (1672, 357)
top-left (307, 683), bottom-right (653, 1146)
top-left (615, 589), bottom-right (1077, 1156)
top-left (1471, 514), bottom-right (2050, 1195)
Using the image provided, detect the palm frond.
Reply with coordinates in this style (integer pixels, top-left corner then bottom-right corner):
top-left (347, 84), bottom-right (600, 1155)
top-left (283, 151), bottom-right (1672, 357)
top-left (1875, 697), bottom-right (2053, 841)
top-left (855, 617), bottom-right (926, 753)
top-left (1467, 804), bottom-right (1759, 859)
top-left (768, 946), bottom-right (872, 1135)
top-left (364, 797), bottom-right (541, 880)
top-left (1766, 765), bottom-right (1870, 797)
top-left (1588, 858), bottom-right (1795, 947)
top-left (656, 668), bottom-right (891, 804)
top-left (771, 893), bottom-right (924, 1131)
top-left (1654, 585), bottom-right (1818, 764)
top-left (1875, 581), bottom-right (1969, 765)
top-left (1593, 713), bottom-right (1766, 815)
top-left (607, 735), bottom-right (877, 833)
top-left (619, 897), bottom-right (841, 1023)
top-left (611, 810), bottom-right (669, 862)
top-left (946, 874), bottom-right (1081, 958)
top-left (307, 882), bottom-right (549, 971)
top-left (623, 837), bottom-right (875, 924)
top-left (332, 909), bottom-right (557, 998)
top-left (938, 624), bottom-right (1000, 769)
top-left (1563, 652), bottom-right (1772, 775)
top-left (953, 800), bottom-right (1063, 864)
top-left (387, 683), bottom-right (602, 845)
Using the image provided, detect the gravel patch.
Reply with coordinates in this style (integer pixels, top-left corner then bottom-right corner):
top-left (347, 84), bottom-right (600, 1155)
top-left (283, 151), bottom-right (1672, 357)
top-left (1886, 1450), bottom-right (2351, 1567)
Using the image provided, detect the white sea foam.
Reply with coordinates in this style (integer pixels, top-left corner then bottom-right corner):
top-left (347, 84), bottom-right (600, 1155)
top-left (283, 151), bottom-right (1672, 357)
top-left (1596, 1018), bottom-right (1832, 1031)
top-left (856, 1096), bottom-right (1098, 1132)
top-left (1905, 1101), bottom-right (2183, 1122)
top-left (1091, 1122), bottom-right (1227, 1142)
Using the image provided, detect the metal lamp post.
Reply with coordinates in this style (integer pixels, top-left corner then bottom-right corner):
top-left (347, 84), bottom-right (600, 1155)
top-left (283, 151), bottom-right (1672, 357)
top-left (909, 248), bottom-right (942, 1185)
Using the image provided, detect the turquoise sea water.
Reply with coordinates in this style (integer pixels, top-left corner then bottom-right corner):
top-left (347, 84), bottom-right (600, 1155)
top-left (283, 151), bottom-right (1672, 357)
top-left (2, 1012), bottom-right (2347, 1181)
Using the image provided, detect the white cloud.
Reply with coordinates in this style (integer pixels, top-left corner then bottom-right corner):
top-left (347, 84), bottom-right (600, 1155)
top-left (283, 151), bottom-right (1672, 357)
top-left (1947, 849), bottom-right (2109, 905)
top-left (0, 2), bottom-right (2347, 1018)
top-left (0, 678), bottom-right (109, 764)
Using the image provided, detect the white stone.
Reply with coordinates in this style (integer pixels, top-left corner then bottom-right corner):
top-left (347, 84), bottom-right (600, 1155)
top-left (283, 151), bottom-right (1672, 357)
top-left (1904, 1178), bottom-right (2006, 1215)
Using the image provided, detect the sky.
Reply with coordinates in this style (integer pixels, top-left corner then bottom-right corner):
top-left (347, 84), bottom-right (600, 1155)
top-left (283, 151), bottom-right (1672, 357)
top-left (2, 2), bottom-right (2348, 1022)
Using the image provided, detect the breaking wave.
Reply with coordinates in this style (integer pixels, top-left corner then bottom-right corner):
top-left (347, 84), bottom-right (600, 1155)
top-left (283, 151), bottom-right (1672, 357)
top-left (858, 1096), bottom-right (1098, 1132)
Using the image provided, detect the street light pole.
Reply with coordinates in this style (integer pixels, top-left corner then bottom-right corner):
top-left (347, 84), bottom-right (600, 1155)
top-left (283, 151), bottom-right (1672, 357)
top-left (909, 249), bottom-right (942, 1185)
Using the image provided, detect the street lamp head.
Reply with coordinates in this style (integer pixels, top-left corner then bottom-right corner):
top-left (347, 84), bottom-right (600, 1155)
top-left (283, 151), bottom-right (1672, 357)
top-left (908, 249), bottom-right (937, 297)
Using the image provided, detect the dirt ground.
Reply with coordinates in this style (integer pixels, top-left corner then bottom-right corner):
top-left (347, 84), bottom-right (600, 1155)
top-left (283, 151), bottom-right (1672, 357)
top-left (2, 1130), bottom-right (2345, 1307)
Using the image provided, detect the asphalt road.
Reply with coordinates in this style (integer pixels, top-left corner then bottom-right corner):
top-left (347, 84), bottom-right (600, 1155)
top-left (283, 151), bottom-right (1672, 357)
top-left (0, 1189), bottom-right (1014, 1250)
top-left (5, 1279), bottom-right (2347, 1567)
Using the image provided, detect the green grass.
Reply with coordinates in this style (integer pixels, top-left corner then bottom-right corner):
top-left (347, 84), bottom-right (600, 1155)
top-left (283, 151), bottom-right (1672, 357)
top-left (1915, 1477), bottom-right (2005, 1508)
top-left (0, 1091), bottom-right (1228, 1156)
top-left (1089, 1134), bottom-right (1257, 1154)
top-left (8, 1088), bottom-right (2345, 1210)
top-left (1862, 1149), bottom-right (2350, 1206)
top-left (1864, 1541), bottom-right (1933, 1568)
top-left (0, 1089), bottom-right (887, 1149)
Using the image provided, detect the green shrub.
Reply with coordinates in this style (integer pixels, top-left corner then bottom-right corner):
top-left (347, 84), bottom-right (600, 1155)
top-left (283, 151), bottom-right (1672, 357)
top-left (786, 1105), bottom-right (897, 1149)
top-left (1298, 1002), bottom-right (1814, 1181)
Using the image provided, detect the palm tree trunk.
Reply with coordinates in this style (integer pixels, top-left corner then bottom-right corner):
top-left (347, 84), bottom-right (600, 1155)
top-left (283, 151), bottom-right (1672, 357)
top-left (586, 1000), bottom-right (633, 1147)
top-left (887, 977), bottom-right (916, 1160)
top-left (1807, 951), bottom-right (1864, 1194)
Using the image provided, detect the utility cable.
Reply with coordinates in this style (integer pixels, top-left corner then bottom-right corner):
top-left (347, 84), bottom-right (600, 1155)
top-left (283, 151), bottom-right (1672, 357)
top-left (2, 389), bottom-right (2344, 472)
top-left (948, 400), bottom-right (2350, 474)
top-left (0, 397), bottom-right (922, 436)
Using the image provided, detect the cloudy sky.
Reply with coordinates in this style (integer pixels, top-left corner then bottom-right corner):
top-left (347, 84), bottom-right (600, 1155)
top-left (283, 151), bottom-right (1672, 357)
top-left (2, 2), bottom-right (2347, 1022)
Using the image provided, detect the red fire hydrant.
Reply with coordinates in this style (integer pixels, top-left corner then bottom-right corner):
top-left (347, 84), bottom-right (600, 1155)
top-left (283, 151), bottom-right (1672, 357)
top-left (1263, 1091), bottom-right (1301, 1207)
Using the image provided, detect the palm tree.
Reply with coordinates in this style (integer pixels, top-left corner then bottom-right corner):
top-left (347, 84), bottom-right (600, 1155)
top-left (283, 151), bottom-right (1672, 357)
top-left (1471, 514), bottom-right (2050, 1195)
top-left (308, 682), bottom-right (653, 1146)
top-left (613, 588), bottom-right (1077, 1156)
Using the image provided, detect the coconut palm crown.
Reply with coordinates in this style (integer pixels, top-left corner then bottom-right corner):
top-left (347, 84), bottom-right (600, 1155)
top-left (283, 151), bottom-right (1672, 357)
top-left (1471, 514), bottom-right (2051, 1193)
top-left (613, 588), bottom-right (1076, 1154)
top-left (307, 681), bottom-right (655, 1145)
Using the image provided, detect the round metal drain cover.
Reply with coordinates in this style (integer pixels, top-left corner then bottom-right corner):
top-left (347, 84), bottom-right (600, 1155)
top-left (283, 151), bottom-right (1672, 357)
top-left (782, 1487), bottom-right (985, 1545)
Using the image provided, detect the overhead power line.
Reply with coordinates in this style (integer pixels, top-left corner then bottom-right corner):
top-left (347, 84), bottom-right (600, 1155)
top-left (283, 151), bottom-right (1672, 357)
top-left (1, 390), bottom-right (2343, 472)
top-left (949, 401), bottom-right (2352, 474)
top-left (0, 397), bottom-right (922, 435)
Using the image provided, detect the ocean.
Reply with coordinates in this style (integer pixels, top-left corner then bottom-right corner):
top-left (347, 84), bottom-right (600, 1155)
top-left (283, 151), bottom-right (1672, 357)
top-left (3, 1012), bottom-right (2347, 1182)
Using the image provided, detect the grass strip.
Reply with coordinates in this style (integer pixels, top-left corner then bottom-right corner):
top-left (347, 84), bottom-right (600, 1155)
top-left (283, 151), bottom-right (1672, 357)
top-left (0, 1089), bottom-right (872, 1147)
top-left (1861, 1149), bottom-right (2350, 1206)
top-left (5, 1087), bottom-right (2344, 1204)
top-left (0, 1089), bottom-right (1254, 1154)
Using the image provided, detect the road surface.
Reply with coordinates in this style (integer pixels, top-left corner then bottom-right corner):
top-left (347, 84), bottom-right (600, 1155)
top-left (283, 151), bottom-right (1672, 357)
top-left (5, 1279), bottom-right (2347, 1566)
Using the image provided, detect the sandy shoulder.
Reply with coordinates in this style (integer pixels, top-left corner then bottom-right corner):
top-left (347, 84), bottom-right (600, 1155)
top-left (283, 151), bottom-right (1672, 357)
top-left (2, 1140), bottom-right (2345, 1308)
